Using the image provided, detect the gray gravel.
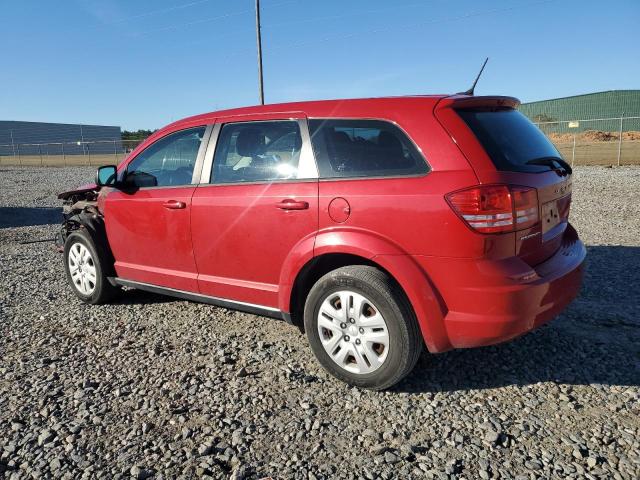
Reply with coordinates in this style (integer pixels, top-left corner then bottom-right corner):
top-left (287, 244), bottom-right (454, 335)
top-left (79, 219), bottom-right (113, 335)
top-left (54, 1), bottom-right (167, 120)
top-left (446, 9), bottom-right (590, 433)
top-left (1, 165), bottom-right (639, 479)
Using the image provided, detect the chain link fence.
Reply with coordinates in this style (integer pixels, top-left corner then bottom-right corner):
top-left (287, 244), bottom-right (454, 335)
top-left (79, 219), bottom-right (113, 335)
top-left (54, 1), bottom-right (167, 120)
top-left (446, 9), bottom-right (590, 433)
top-left (1, 116), bottom-right (639, 167)
top-left (0, 139), bottom-right (144, 166)
top-left (534, 116), bottom-right (640, 166)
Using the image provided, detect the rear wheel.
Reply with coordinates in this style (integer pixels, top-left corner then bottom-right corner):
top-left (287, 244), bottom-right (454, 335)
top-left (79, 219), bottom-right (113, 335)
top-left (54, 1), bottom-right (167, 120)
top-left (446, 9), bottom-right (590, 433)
top-left (304, 266), bottom-right (422, 390)
top-left (64, 230), bottom-right (119, 304)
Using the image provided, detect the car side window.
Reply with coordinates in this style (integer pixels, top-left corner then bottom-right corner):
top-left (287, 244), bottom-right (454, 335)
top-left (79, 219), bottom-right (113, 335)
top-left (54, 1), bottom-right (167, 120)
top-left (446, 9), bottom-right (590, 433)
top-left (308, 119), bottom-right (428, 179)
top-left (125, 127), bottom-right (205, 188)
top-left (212, 121), bottom-right (303, 184)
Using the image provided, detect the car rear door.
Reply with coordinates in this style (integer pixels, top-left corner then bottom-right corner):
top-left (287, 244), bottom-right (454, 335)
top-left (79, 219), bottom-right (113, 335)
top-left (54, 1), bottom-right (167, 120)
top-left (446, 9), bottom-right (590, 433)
top-left (104, 125), bottom-right (211, 291)
top-left (190, 114), bottom-right (319, 308)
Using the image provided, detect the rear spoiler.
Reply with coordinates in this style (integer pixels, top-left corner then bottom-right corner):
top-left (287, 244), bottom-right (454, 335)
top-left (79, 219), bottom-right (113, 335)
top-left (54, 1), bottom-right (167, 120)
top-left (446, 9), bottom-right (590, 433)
top-left (434, 95), bottom-right (520, 112)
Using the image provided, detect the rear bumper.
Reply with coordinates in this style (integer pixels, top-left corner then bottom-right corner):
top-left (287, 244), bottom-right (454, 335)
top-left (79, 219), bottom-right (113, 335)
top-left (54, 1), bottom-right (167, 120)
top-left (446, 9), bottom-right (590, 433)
top-left (414, 224), bottom-right (586, 350)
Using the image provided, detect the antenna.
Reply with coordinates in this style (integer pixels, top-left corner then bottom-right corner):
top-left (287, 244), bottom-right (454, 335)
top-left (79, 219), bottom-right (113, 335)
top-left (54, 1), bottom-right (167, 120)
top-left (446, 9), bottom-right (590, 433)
top-left (459, 57), bottom-right (489, 96)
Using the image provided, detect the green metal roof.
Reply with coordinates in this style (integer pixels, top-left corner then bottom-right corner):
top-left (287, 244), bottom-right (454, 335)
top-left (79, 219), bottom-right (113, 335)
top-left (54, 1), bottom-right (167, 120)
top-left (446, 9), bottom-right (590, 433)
top-left (519, 90), bottom-right (640, 133)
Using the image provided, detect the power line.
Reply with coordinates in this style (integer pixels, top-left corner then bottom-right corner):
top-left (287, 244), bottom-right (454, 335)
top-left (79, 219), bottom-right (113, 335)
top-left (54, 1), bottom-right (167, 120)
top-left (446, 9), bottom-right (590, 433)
top-left (132, 0), bottom-right (299, 37)
top-left (132, 9), bottom-right (252, 36)
top-left (130, 1), bottom-right (441, 46)
top-left (263, 1), bottom-right (429, 29)
top-left (262, 0), bottom-right (558, 54)
top-left (109, 0), bottom-right (214, 25)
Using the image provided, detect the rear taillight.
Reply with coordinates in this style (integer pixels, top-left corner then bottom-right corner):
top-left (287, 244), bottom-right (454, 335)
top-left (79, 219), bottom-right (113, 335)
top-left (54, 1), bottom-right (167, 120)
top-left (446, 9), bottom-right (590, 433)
top-left (446, 185), bottom-right (539, 234)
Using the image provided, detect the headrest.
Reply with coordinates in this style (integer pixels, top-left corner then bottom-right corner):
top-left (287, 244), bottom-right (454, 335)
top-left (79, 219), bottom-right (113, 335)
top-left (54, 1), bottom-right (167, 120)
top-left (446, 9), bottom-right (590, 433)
top-left (330, 130), bottom-right (351, 144)
top-left (236, 128), bottom-right (264, 157)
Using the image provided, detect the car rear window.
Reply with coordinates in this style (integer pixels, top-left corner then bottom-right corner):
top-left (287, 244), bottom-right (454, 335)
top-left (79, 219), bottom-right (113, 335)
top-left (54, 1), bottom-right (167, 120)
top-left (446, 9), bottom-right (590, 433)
top-left (457, 108), bottom-right (563, 173)
top-left (308, 119), bottom-right (428, 179)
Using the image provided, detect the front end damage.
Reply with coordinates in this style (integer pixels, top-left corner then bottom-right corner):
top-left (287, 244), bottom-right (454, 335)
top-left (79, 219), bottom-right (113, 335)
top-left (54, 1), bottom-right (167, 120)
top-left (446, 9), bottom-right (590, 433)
top-left (55, 183), bottom-right (100, 252)
top-left (56, 182), bottom-right (117, 277)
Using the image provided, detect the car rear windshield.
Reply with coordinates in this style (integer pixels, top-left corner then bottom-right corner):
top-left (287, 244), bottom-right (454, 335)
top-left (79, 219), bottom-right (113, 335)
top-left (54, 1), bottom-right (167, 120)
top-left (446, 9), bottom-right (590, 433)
top-left (457, 108), bottom-right (563, 173)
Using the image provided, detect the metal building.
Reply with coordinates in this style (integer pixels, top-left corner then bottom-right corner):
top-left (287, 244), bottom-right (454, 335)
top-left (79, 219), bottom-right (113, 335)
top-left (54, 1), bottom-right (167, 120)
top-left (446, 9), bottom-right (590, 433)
top-left (519, 90), bottom-right (640, 133)
top-left (0, 120), bottom-right (122, 156)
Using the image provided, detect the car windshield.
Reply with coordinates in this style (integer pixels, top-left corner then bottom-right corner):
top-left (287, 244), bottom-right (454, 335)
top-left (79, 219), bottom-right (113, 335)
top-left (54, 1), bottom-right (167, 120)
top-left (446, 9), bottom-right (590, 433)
top-left (457, 108), bottom-right (563, 173)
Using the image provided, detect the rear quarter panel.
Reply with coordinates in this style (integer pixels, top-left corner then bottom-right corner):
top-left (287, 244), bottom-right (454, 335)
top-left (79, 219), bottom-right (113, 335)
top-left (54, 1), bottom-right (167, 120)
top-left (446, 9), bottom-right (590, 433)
top-left (317, 172), bottom-right (483, 257)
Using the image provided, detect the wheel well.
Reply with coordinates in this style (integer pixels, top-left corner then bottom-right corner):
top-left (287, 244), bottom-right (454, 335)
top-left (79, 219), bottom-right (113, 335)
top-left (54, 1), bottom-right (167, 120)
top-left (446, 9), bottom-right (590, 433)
top-left (64, 212), bottom-right (116, 277)
top-left (289, 253), bottom-right (389, 331)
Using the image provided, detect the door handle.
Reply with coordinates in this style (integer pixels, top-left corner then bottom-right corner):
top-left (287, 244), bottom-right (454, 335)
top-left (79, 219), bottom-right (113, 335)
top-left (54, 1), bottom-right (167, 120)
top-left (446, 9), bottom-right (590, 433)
top-left (276, 199), bottom-right (309, 210)
top-left (162, 200), bottom-right (186, 210)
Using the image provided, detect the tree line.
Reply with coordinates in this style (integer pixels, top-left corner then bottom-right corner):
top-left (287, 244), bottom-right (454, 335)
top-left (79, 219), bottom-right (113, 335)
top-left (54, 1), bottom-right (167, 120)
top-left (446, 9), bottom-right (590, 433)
top-left (121, 129), bottom-right (156, 141)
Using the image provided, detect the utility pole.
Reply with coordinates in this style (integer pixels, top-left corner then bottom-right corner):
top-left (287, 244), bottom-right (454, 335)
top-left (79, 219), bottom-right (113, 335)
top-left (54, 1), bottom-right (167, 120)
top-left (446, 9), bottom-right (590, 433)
top-left (255, 0), bottom-right (265, 105)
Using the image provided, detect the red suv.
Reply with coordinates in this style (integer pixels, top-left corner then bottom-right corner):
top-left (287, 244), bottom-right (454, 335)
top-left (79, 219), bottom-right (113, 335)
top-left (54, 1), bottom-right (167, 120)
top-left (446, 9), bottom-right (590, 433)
top-left (57, 95), bottom-right (585, 390)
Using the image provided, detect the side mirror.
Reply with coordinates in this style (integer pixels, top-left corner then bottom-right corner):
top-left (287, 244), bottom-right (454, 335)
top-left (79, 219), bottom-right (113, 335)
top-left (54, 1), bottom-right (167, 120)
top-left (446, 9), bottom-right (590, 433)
top-left (129, 171), bottom-right (158, 188)
top-left (122, 171), bottom-right (158, 188)
top-left (96, 165), bottom-right (118, 187)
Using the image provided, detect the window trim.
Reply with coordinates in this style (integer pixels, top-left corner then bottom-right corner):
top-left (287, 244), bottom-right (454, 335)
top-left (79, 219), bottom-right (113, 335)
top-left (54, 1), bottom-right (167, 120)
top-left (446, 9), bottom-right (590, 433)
top-left (307, 117), bottom-right (431, 181)
top-left (122, 125), bottom-right (212, 190)
top-left (199, 118), bottom-right (318, 185)
top-left (191, 125), bottom-right (214, 184)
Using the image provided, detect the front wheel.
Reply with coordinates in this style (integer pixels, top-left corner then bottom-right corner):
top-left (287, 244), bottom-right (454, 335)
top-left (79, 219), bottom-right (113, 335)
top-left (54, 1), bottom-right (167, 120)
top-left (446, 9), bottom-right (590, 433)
top-left (63, 230), bottom-right (119, 304)
top-left (304, 266), bottom-right (423, 390)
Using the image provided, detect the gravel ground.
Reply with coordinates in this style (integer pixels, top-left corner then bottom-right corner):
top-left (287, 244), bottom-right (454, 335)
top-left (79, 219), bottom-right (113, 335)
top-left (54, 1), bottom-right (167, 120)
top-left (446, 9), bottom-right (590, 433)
top-left (1, 166), bottom-right (639, 480)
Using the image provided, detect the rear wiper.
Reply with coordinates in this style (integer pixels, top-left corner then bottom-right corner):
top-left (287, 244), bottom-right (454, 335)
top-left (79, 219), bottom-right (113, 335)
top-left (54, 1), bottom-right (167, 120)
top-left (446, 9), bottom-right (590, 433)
top-left (525, 157), bottom-right (572, 175)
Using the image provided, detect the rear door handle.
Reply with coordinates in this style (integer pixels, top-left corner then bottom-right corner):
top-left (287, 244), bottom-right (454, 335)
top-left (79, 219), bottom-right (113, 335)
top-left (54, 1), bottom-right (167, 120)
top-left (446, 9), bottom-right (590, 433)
top-left (276, 199), bottom-right (309, 210)
top-left (162, 200), bottom-right (186, 210)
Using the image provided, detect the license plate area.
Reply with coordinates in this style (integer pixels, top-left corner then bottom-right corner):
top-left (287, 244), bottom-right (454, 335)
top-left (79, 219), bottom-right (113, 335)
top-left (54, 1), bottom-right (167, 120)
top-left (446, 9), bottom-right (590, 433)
top-left (541, 201), bottom-right (561, 235)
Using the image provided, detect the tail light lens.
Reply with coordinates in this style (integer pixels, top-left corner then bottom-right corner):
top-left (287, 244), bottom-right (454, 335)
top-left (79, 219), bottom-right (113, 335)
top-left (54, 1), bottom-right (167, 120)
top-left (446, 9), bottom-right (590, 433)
top-left (446, 185), bottom-right (539, 233)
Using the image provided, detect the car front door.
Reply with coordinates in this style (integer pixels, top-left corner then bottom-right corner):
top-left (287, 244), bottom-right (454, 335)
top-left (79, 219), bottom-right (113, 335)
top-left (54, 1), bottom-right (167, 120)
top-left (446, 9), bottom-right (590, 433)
top-left (104, 125), bottom-right (211, 291)
top-left (190, 116), bottom-right (319, 309)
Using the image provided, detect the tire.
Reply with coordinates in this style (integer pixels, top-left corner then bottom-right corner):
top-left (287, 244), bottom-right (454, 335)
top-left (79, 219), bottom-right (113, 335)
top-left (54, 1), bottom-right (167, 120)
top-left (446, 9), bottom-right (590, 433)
top-left (63, 229), bottom-right (119, 304)
top-left (304, 266), bottom-right (422, 390)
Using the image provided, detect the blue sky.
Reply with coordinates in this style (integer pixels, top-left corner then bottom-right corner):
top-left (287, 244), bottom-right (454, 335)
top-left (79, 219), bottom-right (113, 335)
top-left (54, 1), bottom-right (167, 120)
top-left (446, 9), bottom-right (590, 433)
top-left (1, 0), bottom-right (638, 130)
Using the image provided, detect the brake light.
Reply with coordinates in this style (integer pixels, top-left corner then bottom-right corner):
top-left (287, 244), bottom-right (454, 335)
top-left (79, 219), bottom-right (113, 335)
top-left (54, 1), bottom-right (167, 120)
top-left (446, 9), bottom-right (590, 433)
top-left (446, 185), bottom-right (539, 233)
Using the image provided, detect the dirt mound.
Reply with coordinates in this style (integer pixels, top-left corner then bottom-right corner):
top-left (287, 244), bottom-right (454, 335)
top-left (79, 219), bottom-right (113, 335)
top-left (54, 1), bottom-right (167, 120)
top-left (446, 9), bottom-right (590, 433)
top-left (547, 130), bottom-right (640, 143)
top-left (547, 133), bottom-right (575, 143)
top-left (623, 131), bottom-right (640, 140)
top-left (583, 130), bottom-right (618, 141)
